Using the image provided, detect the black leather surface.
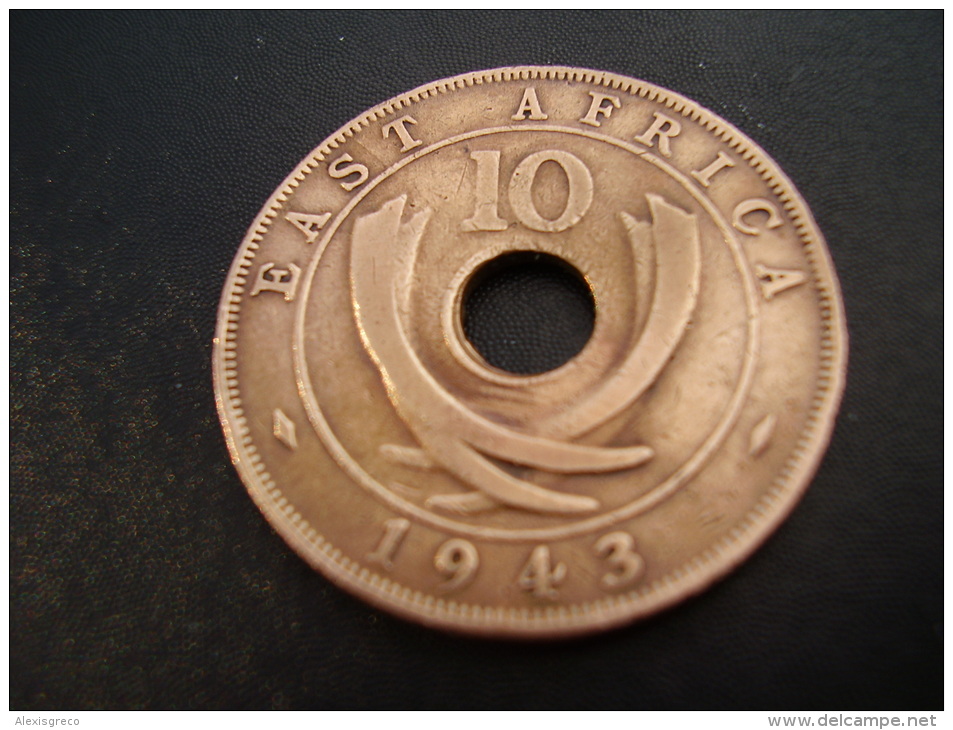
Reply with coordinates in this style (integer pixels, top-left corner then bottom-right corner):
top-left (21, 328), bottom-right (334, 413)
top-left (11, 10), bottom-right (942, 710)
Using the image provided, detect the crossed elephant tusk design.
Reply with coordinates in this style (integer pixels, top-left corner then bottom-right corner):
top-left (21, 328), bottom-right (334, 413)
top-left (350, 193), bottom-right (700, 515)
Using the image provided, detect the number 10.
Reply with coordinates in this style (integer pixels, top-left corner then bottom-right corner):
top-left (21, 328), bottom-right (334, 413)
top-left (462, 149), bottom-right (594, 234)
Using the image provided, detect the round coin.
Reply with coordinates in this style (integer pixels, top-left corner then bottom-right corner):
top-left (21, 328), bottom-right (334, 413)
top-left (213, 66), bottom-right (847, 638)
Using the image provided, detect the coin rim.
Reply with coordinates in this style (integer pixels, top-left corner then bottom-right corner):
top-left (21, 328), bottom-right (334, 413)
top-left (213, 66), bottom-right (848, 638)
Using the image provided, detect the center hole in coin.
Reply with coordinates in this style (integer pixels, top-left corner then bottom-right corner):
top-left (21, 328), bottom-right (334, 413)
top-left (461, 251), bottom-right (595, 376)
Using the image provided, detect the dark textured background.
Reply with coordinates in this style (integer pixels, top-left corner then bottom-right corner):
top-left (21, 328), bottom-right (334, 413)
top-left (11, 10), bottom-right (942, 710)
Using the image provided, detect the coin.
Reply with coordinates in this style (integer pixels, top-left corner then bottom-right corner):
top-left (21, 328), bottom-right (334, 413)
top-left (213, 66), bottom-right (847, 637)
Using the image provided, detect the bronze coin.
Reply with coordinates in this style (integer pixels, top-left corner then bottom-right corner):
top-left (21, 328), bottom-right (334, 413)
top-left (213, 66), bottom-right (847, 637)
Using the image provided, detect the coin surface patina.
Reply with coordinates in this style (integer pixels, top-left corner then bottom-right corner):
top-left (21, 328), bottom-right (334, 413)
top-left (214, 67), bottom-right (847, 637)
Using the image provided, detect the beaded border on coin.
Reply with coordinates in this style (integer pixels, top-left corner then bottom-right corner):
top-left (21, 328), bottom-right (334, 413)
top-left (213, 67), bottom-right (847, 638)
